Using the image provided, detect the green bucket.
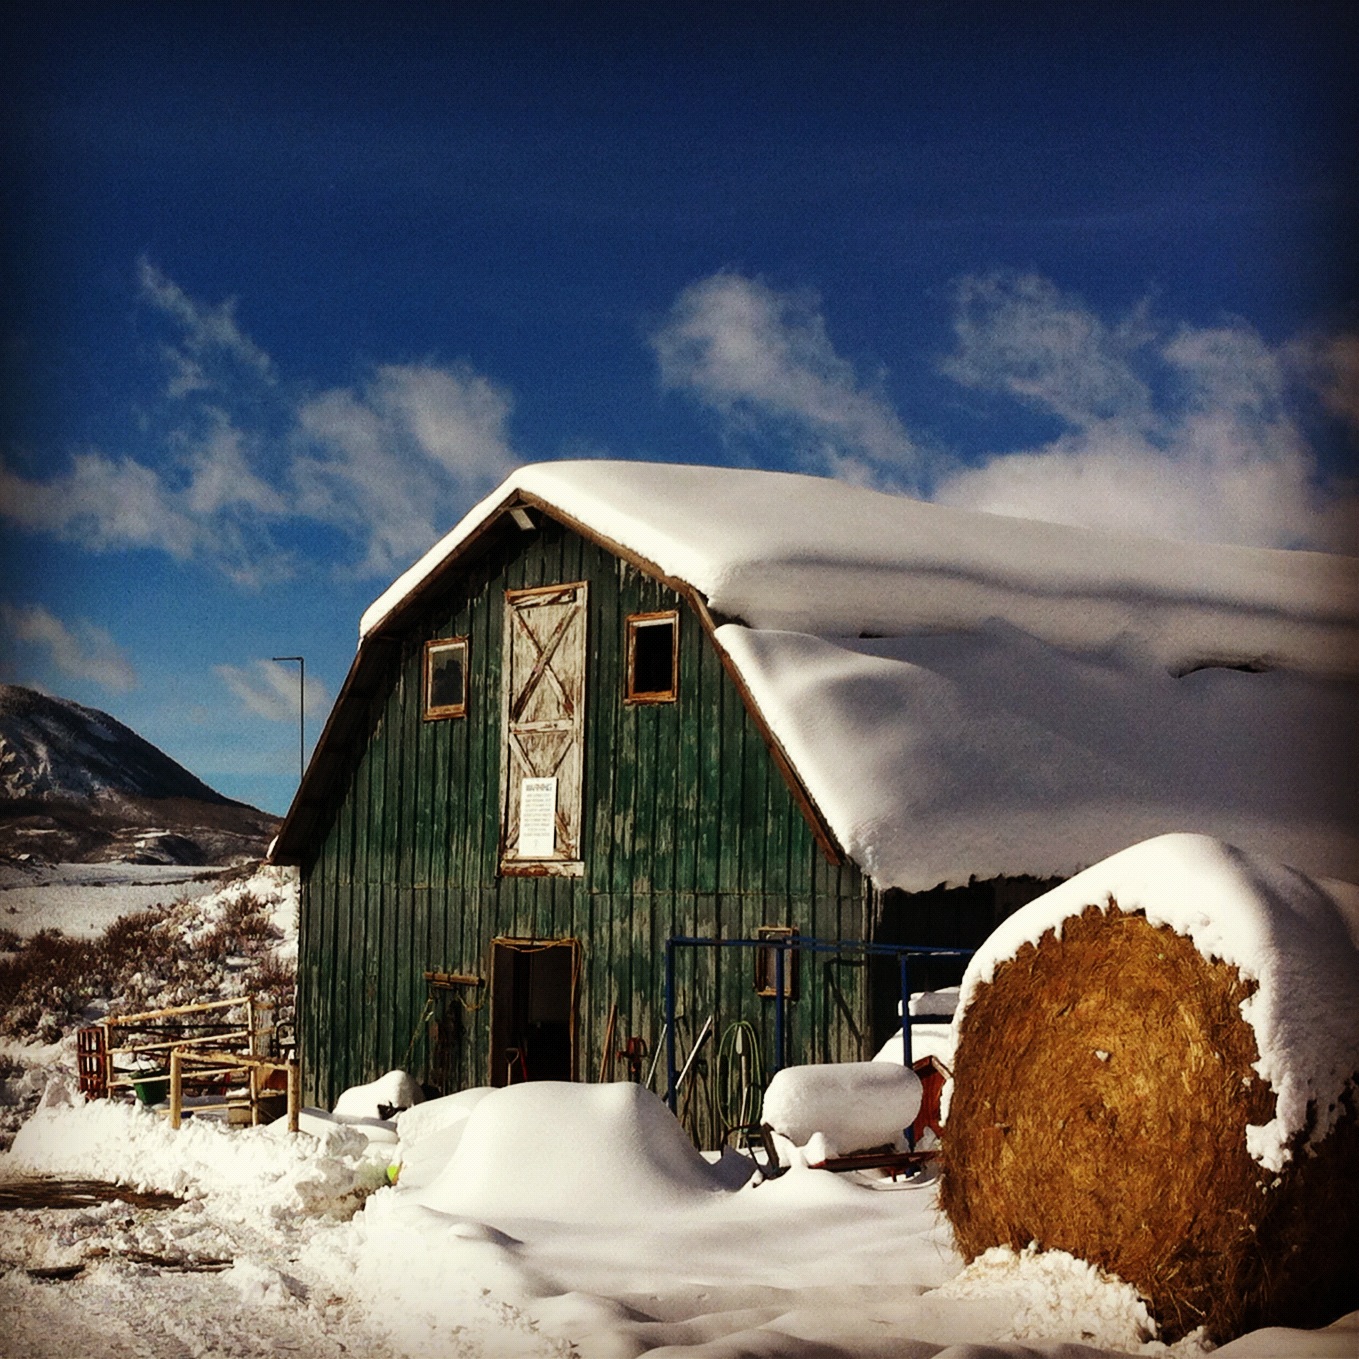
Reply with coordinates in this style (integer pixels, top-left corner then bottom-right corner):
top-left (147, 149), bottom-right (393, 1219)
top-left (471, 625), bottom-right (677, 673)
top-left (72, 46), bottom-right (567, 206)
top-left (133, 1075), bottom-right (169, 1106)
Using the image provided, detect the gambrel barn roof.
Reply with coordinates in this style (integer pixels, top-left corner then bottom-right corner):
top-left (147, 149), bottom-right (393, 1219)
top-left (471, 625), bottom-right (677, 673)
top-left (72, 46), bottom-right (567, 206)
top-left (273, 461), bottom-right (1359, 890)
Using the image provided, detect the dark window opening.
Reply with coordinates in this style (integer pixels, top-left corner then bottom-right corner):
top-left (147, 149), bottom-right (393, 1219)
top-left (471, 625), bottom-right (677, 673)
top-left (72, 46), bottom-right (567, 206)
top-left (424, 638), bottom-right (468, 719)
top-left (489, 938), bottom-right (577, 1085)
top-left (626, 613), bottom-right (678, 703)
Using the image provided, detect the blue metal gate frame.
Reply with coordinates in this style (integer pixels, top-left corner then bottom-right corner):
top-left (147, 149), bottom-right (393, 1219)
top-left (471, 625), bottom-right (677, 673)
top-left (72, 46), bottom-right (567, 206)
top-left (663, 934), bottom-right (974, 1112)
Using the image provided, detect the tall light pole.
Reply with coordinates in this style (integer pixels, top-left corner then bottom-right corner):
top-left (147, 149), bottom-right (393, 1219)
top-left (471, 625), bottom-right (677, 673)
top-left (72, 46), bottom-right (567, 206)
top-left (272, 655), bottom-right (305, 786)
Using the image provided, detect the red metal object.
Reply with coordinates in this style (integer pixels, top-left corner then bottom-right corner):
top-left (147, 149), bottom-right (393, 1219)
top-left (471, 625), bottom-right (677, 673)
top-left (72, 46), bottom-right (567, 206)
top-left (76, 1026), bottom-right (107, 1100)
top-left (910, 1054), bottom-right (950, 1144)
top-left (618, 1035), bottom-right (648, 1081)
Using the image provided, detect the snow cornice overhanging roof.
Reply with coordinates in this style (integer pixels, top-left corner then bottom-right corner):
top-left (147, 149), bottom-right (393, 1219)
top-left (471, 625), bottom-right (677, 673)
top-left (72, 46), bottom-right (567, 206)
top-left (361, 460), bottom-right (1359, 681)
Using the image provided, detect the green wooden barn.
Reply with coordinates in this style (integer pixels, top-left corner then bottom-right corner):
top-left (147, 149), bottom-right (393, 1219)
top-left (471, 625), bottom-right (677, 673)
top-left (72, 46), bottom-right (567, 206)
top-left (269, 461), bottom-right (1359, 1140)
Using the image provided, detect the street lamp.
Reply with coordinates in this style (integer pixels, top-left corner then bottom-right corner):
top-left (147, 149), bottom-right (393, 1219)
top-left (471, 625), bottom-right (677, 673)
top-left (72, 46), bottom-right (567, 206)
top-left (272, 655), bottom-right (305, 786)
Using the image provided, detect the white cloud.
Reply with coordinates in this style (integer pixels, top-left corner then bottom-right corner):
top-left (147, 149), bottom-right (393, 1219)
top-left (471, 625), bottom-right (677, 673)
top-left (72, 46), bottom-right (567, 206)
top-left (650, 273), bottom-right (923, 487)
top-left (182, 411), bottom-right (288, 518)
top-left (215, 659), bottom-right (327, 723)
top-left (0, 451), bottom-right (201, 557)
top-left (1290, 331), bottom-right (1359, 433)
top-left (940, 272), bottom-right (1156, 429)
top-left (650, 269), bottom-right (1356, 551)
top-left (932, 274), bottom-right (1357, 552)
top-left (138, 257), bottom-right (274, 393)
top-left (2, 265), bottom-right (525, 585)
top-left (294, 362), bottom-right (520, 576)
top-left (0, 603), bottom-right (137, 691)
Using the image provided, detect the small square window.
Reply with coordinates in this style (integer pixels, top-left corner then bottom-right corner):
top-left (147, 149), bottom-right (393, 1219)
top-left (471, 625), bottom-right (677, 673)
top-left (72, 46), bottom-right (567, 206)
top-left (625, 612), bottom-right (678, 703)
top-left (424, 637), bottom-right (468, 719)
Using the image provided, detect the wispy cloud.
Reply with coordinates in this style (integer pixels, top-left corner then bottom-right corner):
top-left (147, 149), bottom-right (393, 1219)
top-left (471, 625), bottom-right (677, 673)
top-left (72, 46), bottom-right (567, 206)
top-left (653, 268), bottom-right (1356, 553)
top-left (932, 272), bottom-right (1358, 551)
top-left (293, 362), bottom-right (520, 577)
top-left (215, 658), bottom-right (328, 723)
top-left (0, 452), bottom-right (201, 558)
top-left (650, 272), bottom-right (924, 488)
top-left (138, 257), bottom-right (275, 395)
top-left (0, 603), bottom-right (138, 691)
top-left (0, 263), bottom-right (524, 585)
top-left (940, 273), bottom-right (1156, 429)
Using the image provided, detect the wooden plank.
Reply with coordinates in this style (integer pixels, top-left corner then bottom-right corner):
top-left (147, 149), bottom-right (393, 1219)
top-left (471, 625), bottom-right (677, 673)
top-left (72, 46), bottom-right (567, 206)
top-left (695, 636), bottom-right (724, 895)
top-left (673, 601), bottom-right (700, 894)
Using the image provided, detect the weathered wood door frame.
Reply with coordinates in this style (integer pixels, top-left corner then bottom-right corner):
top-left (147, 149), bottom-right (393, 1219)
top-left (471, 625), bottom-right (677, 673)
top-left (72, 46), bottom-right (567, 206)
top-left (488, 936), bottom-right (580, 1085)
top-left (499, 581), bottom-right (588, 875)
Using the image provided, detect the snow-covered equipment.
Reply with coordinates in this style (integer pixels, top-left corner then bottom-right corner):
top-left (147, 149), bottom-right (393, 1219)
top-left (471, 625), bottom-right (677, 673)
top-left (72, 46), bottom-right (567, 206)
top-left (762, 1061), bottom-right (922, 1154)
top-left (332, 1069), bottom-right (424, 1121)
top-left (941, 834), bottom-right (1359, 1344)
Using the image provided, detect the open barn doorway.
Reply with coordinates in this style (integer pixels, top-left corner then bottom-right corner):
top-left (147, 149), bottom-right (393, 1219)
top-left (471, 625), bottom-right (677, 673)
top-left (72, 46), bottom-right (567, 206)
top-left (489, 937), bottom-right (579, 1085)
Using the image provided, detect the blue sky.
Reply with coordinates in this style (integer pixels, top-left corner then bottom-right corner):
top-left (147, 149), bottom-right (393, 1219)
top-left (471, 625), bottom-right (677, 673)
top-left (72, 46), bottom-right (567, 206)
top-left (3, 2), bottom-right (1356, 817)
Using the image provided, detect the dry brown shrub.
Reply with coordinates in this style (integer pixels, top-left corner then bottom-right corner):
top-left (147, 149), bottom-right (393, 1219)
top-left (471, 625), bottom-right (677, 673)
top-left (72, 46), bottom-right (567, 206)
top-left (941, 903), bottom-right (1359, 1343)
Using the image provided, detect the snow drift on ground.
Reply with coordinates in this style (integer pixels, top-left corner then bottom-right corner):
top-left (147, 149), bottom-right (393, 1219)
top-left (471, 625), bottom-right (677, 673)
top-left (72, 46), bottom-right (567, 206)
top-left (12, 1068), bottom-right (1357, 1358)
top-left (352, 461), bottom-right (1359, 891)
top-left (5, 850), bottom-right (1359, 1356)
top-left (955, 833), bottom-right (1359, 1171)
top-left (0, 862), bottom-right (227, 939)
top-left (9, 1080), bottom-right (389, 1222)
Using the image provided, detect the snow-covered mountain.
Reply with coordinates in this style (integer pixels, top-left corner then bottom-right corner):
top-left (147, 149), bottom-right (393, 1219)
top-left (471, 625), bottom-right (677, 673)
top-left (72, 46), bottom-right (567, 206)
top-left (0, 684), bottom-right (278, 865)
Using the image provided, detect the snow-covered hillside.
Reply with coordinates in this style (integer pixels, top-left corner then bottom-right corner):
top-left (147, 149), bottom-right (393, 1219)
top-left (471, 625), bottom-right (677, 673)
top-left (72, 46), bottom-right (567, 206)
top-left (0, 685), bottom-right (278, 865)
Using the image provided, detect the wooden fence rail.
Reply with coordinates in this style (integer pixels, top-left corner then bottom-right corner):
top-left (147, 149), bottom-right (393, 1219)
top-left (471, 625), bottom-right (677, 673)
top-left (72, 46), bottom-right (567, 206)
top-left (77, 995), bottom-right (298, 1131)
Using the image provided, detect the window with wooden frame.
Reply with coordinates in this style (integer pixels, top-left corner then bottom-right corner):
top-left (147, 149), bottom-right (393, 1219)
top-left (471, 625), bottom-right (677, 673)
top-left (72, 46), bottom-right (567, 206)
top-left (753, 926), bottom-right (800, 1000)
top-left (625, 611), bottom-right (679, 703)
top-left (423, 637), bottom-right (469, 719)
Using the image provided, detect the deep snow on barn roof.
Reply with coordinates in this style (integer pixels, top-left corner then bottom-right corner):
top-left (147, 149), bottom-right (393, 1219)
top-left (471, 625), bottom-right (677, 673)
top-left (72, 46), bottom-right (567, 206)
top-left (356, 461), bottom-right (1359, 891)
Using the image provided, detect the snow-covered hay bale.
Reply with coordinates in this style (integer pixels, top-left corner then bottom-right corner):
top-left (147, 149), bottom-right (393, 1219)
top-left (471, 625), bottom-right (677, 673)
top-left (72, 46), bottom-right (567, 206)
top-left (762, 1061), bottom-right (922, 1155)
top-left (941, 834), bottom-right (1359, 1344)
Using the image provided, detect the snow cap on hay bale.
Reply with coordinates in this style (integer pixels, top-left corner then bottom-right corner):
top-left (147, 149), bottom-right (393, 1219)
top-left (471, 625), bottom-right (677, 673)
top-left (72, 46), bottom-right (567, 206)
top-left (941, 833), bottom-right (1359, 1344)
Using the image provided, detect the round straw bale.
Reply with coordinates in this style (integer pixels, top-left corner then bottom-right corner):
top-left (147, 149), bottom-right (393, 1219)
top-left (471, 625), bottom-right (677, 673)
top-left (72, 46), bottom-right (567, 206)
top-left (941, 903), bottom-right (1359, 1344)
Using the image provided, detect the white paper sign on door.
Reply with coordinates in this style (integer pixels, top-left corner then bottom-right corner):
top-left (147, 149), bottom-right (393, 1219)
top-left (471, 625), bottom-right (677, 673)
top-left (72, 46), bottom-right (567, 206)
top-left (517, 776), bottom-right (558, 857)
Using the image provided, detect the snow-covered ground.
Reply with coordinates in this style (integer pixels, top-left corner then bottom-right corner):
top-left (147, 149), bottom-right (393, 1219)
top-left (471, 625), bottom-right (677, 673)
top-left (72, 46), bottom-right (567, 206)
top-left (0, 861), bottom-right (229, 939)
top-left (2, 866), bottom-right (1356, 1358)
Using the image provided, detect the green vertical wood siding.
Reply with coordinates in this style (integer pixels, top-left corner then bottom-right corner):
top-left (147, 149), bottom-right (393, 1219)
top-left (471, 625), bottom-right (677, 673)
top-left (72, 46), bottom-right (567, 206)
top-left (298, 518), bottom-right (869, 1139)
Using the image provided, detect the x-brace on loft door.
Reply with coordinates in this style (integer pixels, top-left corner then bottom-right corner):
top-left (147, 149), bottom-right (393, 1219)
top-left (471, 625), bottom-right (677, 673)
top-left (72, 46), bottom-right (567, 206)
top-left (500, 582), bottom-right (588, 873)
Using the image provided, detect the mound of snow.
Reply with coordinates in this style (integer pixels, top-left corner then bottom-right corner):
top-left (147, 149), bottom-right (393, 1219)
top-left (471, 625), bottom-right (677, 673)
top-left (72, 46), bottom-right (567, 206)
top-left (762, 1062), bottom-right (922, 1155)
top-left (956, 833), bottom-right (1359, 1171)
top-left (297, 1106), bottom-right (398, 1145)
top-left (333, 1069), bottom-right (423, 1120)
top-left (10, 1078), bottom-right (388, 1220)
top-left (414, 1081), bottom-right (726, 1220)
top-left (389, 1087), bottom-right (495, 1190)
top-left (937, 1244), bottom-right (1162, 1351)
